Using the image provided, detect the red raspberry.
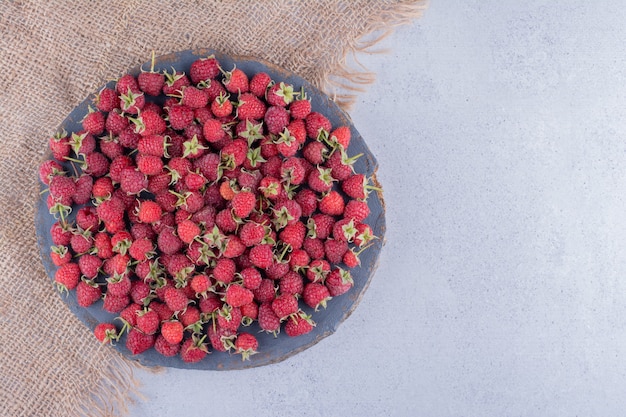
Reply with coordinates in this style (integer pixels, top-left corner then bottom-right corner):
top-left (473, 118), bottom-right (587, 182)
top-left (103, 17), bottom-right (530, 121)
top-left (78, 253), bottom-right (102, 278)
top-left (325, 267), bottom-right (354, 296)
top-left (294, 189), bottom-right (317, 218)
top-left (240, 301), bottom-right (259, 322)
top-left (279, 270), bottom-right (304, 296)
top-left (253, 279), bottom-right (277, 304)
top-left (203, 78), bottom-right (227, 102)
top-left (211, 92), bottom-right (233, 118)
top-left (288, 249), bottom-right (310, 271)
top-left (194, 153), bottom-right (221, 182)
top-left (105, 109), bottom-right (130, 135)
top-left (289, 98), bottom-right (311, 119)
top-left (331, 218), bottom-right (358, 242)
top-left (72, 175), bottom-right (93, 205)
top-left (324, 239), bottom-right (348, 264)
top-left (128, 238), bottom-right (155, 261)
top-left (264, 106), bottom-right (290, 135)
top-left (118, 126), bottom-right (141, 149)
top-left (306, 259), bottom-right (331, 282)
top-left (82, 110), bottom-right (106, 135)
top-left (217, 304), bottom-right (242, 332)
top-left (354, 223), bottom-right (376, 247)
top-left (54, 262), bottom-right (81, 291)
top-left (284, 311), bottom-right (315, 337)
top-left (180, 86), bottom-right (209, 109)
top-left (106, 273), bottom-right (132, 298)
top-left (49, 133), bottom-right (71, 161)
top-left (279, 221), bottom-right (306, 250)
top-left (70, 131), bottom-right (97, 155)
top-left (120, 168), bottom-right (148, 195)
top-left (38, 160), bottom-right (64, 186)
top-left (265, 260), bottom-right (290, 280)
top-left (329, 126), bottom-right (351, 149)
top-left (102, 294), bottom-right (130, 313)
top-left (341, 173), bottom-right (370, 200)
top-left (137, 200), bottom-right (162, 223)
top-left (70, 231), bottom-right (93, 254)
top-left (207, 324), bottom-right (235, 352)
top-left (95, 87), bottom-right (118, 112)
top-left (238, 222), bottom-right (265, 247)
top-left (303, 237), bottom-right (325, 260)
top-left (305, 112), bottom-right (332, 139)
top-left (184, 171), bottom-right (206, 191)
top-left (94, 232), bottom-right (114, 259)
top-left (221, 139), bottom-right (248, 169)
top-left (160, 320), bottom-right (184, 345)
top-left (224, 284), bottom-right (254, 308)
top-left (94, 323), bottom-right (118, 344)
top-left (190, 56), bottom-right (220, 83)
top-left (100, 135), bottom-right (124, 159)
top-left (76, 279), bottom-right (102, 307)
top-left (116, 74), bottom-right (139, 95)
top-left (319, 190), bottom-right (345, 216)
top-left (138, 69), bottom-right (165, 96)
top-left (223, 67), bottom-right (249, 94)
top-left (119, 88), bottom-right (145, 115)
top-left (213, 258), bottom-right (236, 284)
top-left (303, 282), bottom-right (331, 310)
top-left (236, 93), bottom-right (266, 120)
top-left (163, 287), bottom-right (189, 312)
top-left (50, 245), bottom-right (71, 266)
top-left (280, 157), bottom-right (306, 185)
top-left (50, 222), bottom-right (72, 246)
top-left (136, 154), bottom-right (163, 176)
top-left (177, 219), bottom-right (201, 244)
top-left (154, 334), bottom-right (181, 357)
top-left (288, 119), bottom-right (307, 147)
top-left (163, 70), bottom-right (190, 96)
top-left (258, 302), bottom-right (280, 334)
top-left (168, 104), bottom-right (195, 130)
top-left (249, 72), bottom-right (271, 98)
top-left (49, 175), bottom-right (76, 204)
top-left (151, 301), bottom-right (174, 322)
top-left (302, 141), bottom-right (328, 165)
top-left (231, 191), bottom-right (256, 219)
top-left (235, 332), bottom-right (259, 361)
top-left (343, 200), bottom-right (370, 222)
top-left (157, 227), bottom-right (183, 255)
top-left (240, 267), bottom-right (262, 290)
top-left (130, 280), bottom-right (151, 305)
top-left (126, 328), bottom-right (155, 355)
top-left (249, 244), bottom-right (274, 269)
top-left (325, 150), bottom-right (358, 181)
top-left (136, 309), bottom-right (160, 335)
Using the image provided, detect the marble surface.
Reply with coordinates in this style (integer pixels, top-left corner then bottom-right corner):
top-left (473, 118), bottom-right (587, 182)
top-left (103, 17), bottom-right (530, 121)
top-left (129, 1), bottom-right (626, 415)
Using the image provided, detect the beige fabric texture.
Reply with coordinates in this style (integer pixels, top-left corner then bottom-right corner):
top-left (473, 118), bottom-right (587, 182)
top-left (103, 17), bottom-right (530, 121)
top-left (0, 1), bottom-right (426, 416)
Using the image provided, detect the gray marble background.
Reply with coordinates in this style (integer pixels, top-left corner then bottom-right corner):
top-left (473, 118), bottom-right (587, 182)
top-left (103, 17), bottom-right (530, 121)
top-left (130, 1), bottom-right (626, 415)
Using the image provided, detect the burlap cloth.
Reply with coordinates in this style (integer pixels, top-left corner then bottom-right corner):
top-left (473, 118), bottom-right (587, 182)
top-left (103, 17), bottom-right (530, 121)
top-left (0, 1), bottom-right (426, 415)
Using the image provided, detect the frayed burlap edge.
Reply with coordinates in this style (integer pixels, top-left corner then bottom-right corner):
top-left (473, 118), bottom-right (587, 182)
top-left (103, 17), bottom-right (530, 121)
top-left (324, 0), bottom-right (429, 109)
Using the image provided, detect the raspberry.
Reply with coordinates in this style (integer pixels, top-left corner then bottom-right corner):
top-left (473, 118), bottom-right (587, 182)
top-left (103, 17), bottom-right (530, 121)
top-left (249, 72), bottom-right (271, 98)
top-left (190, 56), bottom-right (220, 83)
top-left (264, 106), bottom-right (290, 135)
top-left (95, 88), bottom-right (118, 112)
top-left (248, 244), bottom-right (274, 269)
top-left (136, 154), bottom-right (164, 176)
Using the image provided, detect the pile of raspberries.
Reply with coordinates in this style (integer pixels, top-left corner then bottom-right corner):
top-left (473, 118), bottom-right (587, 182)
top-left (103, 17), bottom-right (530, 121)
top-left (39, 53), bottom-right (379, 363)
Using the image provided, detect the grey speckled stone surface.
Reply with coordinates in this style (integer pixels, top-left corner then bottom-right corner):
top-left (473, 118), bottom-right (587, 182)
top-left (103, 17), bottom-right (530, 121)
top-left (129, 1), bottom-right (626, 416)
